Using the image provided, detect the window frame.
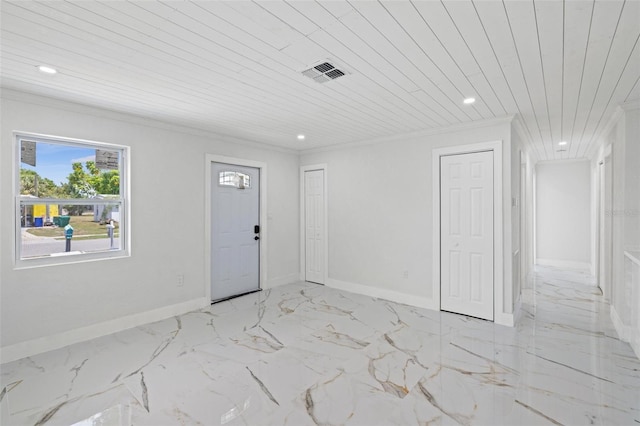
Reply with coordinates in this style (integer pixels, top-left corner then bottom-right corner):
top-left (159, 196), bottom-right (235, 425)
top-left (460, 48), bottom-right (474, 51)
top-left (218, 170), bottom-right (251, 189)
top-left (13, 132), bottom-right (130, 269)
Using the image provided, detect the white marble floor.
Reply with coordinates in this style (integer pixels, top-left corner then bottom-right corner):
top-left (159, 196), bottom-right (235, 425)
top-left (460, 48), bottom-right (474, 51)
top-left (1, 266), bottom-right (639, 425)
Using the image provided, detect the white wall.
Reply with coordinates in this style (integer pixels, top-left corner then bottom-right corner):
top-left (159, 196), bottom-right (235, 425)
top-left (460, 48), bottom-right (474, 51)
top-left (623, 106), bottom-right (640, 250)
top-left (535, 160), bottom-right (592, 269)
top-left (604, 103), bottom-right (640, 358)
top-left (0, 90), bottom-right (299, 361)
top-left (300, 117), bottom-right (519, 325)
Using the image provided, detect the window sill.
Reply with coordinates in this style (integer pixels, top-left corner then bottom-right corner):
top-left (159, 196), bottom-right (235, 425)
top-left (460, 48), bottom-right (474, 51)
top-left (14, 249), bottom-right (130, 270)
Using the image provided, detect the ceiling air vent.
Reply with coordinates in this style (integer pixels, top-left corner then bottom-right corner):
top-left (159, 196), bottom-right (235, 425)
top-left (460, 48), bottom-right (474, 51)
top-left (301, 61), bottom-right (347, 84)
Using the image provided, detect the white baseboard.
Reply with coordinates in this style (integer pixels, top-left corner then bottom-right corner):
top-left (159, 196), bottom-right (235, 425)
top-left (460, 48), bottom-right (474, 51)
top-left (629, 329), bottom-right (640, 359)
top-left (0, 297), bottom-right (208, 364)
top-left (325, 278), bottom-right (517, 327)
top-left (498, 294), bottom-right (522, 328)
top-left (610, 305), bottom-right (640, 360)
top-left (263, 273), bottom-right (299, 289)
top-left (326, 278), bottom-right (439, 311)
top-left (632, 329), bottom-right (640, 361)
top-left (495, 312), bottom-right (515, 327)
top-left (610, 305), bottom-right (629, 342)
top-left (536, 258), bottom-right (592, 271)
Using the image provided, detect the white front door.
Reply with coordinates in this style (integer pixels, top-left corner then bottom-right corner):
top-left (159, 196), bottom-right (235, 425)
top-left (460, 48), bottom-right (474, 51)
top-left (440, 151), bottom-right (494, 320)
top-left (211, 162), bottom-right (260, 301)
top-left (305, 169), bottom-right (325, 284)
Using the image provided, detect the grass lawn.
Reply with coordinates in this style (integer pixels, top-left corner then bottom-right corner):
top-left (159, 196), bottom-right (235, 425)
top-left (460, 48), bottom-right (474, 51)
top-left (26, 214), bottom-right (119, 239)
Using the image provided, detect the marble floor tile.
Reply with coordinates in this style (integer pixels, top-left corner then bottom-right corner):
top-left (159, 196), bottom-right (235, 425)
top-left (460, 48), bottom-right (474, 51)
top-left (1, 265), bottom-right (639, 425)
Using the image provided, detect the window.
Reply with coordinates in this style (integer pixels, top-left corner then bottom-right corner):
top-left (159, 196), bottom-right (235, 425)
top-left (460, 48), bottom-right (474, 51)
top-left (218, 171), bottom-right (251, 189)
top-left (15, 133), bottom-right (129, 266)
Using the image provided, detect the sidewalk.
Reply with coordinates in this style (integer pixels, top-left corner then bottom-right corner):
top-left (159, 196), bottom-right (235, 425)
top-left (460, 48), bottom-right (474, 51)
top-left (20, 227), bottom-right (120, 258)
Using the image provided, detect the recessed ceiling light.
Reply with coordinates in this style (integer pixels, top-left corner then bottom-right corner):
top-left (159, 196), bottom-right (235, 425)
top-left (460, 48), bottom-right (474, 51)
top-left (38, 65), bottom-right (57, 74)
top-left (463, 97), bottom-right (476, 105)
top-left (297, 134), bottom-right (305, 140)
top-left (558, 141), bottom-right (568, 146)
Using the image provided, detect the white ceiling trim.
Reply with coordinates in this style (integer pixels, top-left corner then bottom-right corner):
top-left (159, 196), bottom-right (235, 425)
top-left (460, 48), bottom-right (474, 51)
top-left (1, 88), bottom-right (299, 155)
top-left (301, 114), bottom-right (516, 155)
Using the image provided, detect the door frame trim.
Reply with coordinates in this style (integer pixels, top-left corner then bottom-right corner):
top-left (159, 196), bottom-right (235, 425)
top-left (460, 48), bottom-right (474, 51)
top-left (205, 154), bottom-right (267, 302)
top-left (432, 140), bottom-right (503, 322)
top-left (596, 144), bottom-right (613, 301)
top-left (299, 164), bottom-right (328, 284)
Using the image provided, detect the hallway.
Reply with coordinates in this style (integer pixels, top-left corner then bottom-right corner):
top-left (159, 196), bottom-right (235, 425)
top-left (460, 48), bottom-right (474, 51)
top-left (1, 266), bottom-right (638, 425)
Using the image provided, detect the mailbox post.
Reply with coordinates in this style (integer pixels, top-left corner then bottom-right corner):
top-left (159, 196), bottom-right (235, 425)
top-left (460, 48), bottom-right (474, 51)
top-left (106, 220), bottom-right (115, 249)
top-left (64, 224), bottom-right (73, 252)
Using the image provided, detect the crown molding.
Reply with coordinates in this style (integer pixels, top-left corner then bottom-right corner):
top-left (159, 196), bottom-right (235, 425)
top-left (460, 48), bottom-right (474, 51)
top-left (585, 98), bottom-right (640, 160)
top-left (0, 88), bottom-right (298, 155)
top-left (300, 115), bottom-right (516, 155)
top-left (584, 105), bottom-right (625, 161)
top-left (535, 158), bottom-right (591, 165)
top-left (511, 115), bottom-right (540, 164)
top-left (621, 98), bottom-right (640, 111)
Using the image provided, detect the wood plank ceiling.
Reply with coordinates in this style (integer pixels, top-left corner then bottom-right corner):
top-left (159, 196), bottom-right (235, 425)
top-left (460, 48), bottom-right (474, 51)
top-left (1, 1), bottom-right (638, 158)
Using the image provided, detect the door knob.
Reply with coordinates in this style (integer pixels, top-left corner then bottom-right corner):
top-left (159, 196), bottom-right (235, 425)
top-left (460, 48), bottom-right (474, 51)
top-left (254, 236), bottom-right (260, 241)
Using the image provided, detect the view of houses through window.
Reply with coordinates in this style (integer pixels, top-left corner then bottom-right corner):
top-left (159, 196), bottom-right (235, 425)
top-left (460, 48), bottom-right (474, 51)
top-left (17, 135), bottom-right (127, 262)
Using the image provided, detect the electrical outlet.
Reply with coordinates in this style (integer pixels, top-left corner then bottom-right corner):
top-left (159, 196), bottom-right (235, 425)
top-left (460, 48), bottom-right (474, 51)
top-left (401, 270), bottom-right (409, 279)
top-left (177, 274), bottom-right (184, 287)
